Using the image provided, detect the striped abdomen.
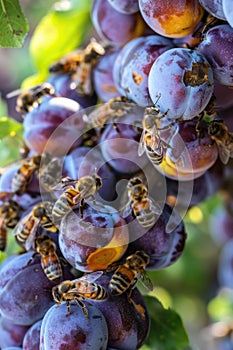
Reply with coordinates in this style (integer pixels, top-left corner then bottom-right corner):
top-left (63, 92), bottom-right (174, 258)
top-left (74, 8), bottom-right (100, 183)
top-left (109, 266), bottom-right (135, 296)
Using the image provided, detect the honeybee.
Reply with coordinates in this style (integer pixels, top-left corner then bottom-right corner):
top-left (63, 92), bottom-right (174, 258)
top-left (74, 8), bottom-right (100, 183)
top-left (123, 177), bottom-right (162, 229)
top-left (52, 271), bottom-right (107, 318)
top-left (108, 250), bottom-right (153, 319)
top-left (83, 96), bottom-right (134, 129)
top-left (30, 234), bottom-right (62, 281)
top-left (138, 106), bottom-right (170, 165)
top-left (14, 201), bottom-right (58, 250)
top-left (183, 62), bottom-right (211, 87)
top-left (52, 174), bottom-right (102, 221)
top-left (49, 39), bottom-right (106, 95)
top-left (11, 155), bottom-right (42, 195)
top-left (208, 120), bottom-right (233, 164)
top-left (0, 199), bottom-right (22, 251)
top-left (7, 82), bottom-right (57, 114)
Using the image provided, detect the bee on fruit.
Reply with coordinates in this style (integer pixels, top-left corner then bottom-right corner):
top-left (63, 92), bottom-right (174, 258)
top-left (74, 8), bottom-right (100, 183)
top-left (208, 120), bottom-right (233, 164)
top-left (52, 174), bottom-right (102, 221)
top-left (52, 271), bottom-right (107, 318)
top-left (28, 233), bottom-right (63, 281)
top-left (14, 201), bottom-right (58, 251)
top-left (0, 198), bottom-right (22, 251)
top-left (39, 155), bottom-right (63, 192)
top-left (49, 38), bottom-right (106, 95)
top-left (138, 105), bottom-right (171, 166)
top-left (83, 96), bottom-right (134, 129)
top-left (11, 154), bottom-right (42, 195)
top-left (123, 177), bottom-right (162, 229)
top-left (108, 250), bottom-right (153, 319)
top-left (7, 82), bottom-right (57, 114)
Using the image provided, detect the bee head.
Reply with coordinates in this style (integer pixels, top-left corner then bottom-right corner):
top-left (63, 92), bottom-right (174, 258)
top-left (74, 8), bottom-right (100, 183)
top-left (208, 121), bottom-right (225, 137)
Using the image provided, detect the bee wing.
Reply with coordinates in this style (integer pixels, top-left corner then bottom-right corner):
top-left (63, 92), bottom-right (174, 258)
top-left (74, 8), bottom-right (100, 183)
top-left (122, 201), bottom-right (132, 218)
top-left (138, 130), bottom-right (146, 156)
top-left (149, 197), bottom-right (163, 216)
top-left (6, 88), bottom-right (27, 98)
top-left (67, 283), bottom-right (99, 296)
top-left (150, 127), bottom-right (163, 154)
top-left (217, 144), bottom-right (230, 165)
top-left (140, 271), bottom-right (154, 292)
top-left (74, 271), bottom-right (104, 284)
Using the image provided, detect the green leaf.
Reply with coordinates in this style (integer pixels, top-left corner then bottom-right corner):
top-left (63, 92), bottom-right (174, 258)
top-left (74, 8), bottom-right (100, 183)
top-left (144, 296), bottom-right (190, 350)
top-left (29, 0), bottom-right (92, 76)
top-left (0, 116), bottom-right (22, 139)
top-left (0, 0), bottom-right (29, 48)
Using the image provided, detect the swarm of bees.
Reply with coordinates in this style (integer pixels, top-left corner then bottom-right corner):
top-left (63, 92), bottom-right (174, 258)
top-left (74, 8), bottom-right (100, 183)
top-left (49, 38), bottom-right (106, 95)
top-left (123, 176), bottom-right (162, 229)
top-left (7, 82), bottom-right (57, 115)
top-left (52, 174), bottom-right (103, 221)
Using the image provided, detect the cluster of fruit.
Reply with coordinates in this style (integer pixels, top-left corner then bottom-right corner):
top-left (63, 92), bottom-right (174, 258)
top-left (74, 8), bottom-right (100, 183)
top-left (0, 0), bottom-right (233, 349)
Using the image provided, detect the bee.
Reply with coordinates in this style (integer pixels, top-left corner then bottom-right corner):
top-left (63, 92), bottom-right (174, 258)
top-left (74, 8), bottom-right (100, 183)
top-left (83, 96), bottom-right (134, 129)
top-left (52, 174), bottom-right (102, 221)
top-left (52, 271), bottom-right (107, 318)
top-left (11, 154), bottom-right (42, 195)
top-left (13, 201), bottom-right (58, 251)
top-left (7, 82), bottom-right (57, 114)
top-left (183, 62), bottom-right (211, 87)
top-left (49, 39), bottom-right (106, 95)
top-left (138, 106), bottom-right (170, 165)
top-left (123, 177), bottom-right (162, 229)
top-left (0, 199), bottom-right (22, 251)
top-left (29, 234), bottom-right (62, 281)
top-left (208, 120), bottom-right (233, 164)
top-left (108, 250), bottom-right (153, 319)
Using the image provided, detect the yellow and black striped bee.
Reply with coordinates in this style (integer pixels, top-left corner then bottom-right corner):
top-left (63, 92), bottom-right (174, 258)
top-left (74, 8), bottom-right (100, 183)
top-left (49, 39), bottom-right (106, 95)
top-left (11, 155), bottom-right (42, 195)
top-left (13, 201), bottom-right (58, 251)
top-left (52, 271), bottom-right (107, 318)
top-left (83, 96), bottom-right (134, 129)
top-left (123, 177), bottom-right (162, 229)
top-left (7, 82), bottom-right (57, 115)
top-left (208, 120), bottom-right (233, 164)
top-left (138, 106), bottom-right (170, 165)
top-left (32, 233), bottom-right (62, 281)
top-left (52, 174), bottom-right (102, 221)
top-left (0, 194), bottom-right (22, 251)
top-left (108, 250), bottom-right (153, 319)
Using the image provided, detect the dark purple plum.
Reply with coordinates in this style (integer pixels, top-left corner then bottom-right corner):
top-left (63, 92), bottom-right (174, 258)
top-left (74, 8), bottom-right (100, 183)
top-left (0, 316), bottom-right (29, 349)
top-left (107, 0), bottom-right (139, 14)
top-left (40, 303), bottom-right (108, 350)
top-left (148, 48), bottom-right (214, 120)
top-left (113, 35), bottom-right (174, 106)
top-left (223, 0), bottom-right (233, 27)
top-left (22, 319), bottom-right (42, 350)
top-left (23, 97), bottom-right (84, 156)
top-left (198, 25), bottom-right (233, 87)
top-left (59, 203), bottom-right (129, 272)
top-left (199, 0), bottom-right (226, 19)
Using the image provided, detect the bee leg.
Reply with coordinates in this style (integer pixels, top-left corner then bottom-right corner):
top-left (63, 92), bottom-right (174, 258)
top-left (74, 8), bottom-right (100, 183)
top-left (112, 116), bottom-right (121, 134)
top-left (66, 301), bottom-right (71, 316)
top-left (76, 298), bottom-right (89, 319)
top-left (79, 198), bottom-right (85, 218)
top-left (127, 290), bottom-right (146, 320)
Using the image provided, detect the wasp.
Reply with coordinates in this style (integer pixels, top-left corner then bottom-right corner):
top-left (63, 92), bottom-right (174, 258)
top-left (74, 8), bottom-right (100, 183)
top-left (52, 271), bottom-right (107, 318)
top-left (108, 250), bottom-right (153, 319)
top-left (123, 177), bottom-right (162, 229)
top-left (138, 106), bottom-right (171, 166)
top-left (7, 82), bottom-right (57, 114)
top-left (83, 96), bottom-right (134, 129)
top-left (49, 39), bottom-right (106, 95)
top-left (0, 199), bottom-right (22, 251)
top-left (208, 120), bottom-right (233, 164)
top-left (27, 233), bottom-right (62, 281)
top-left (13, 201), bottom-right (58, 251)
top-left (52, 174), bottom-right (102, 221)
top-left (11, 154), bottom-right (42, 195)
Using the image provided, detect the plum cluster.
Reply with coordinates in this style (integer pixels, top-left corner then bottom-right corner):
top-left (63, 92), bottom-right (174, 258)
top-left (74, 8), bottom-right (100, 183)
top-left (1, 0), bottom-right (233, 349)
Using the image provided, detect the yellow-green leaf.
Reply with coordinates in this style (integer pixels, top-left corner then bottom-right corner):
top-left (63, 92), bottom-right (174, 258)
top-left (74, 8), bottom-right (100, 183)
top-left (0, 116), bottom-right (22, 139)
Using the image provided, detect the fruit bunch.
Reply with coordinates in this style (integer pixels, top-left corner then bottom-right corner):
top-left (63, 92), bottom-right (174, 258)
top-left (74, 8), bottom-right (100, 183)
top-left (1, 0), bottom-right (233, 349)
